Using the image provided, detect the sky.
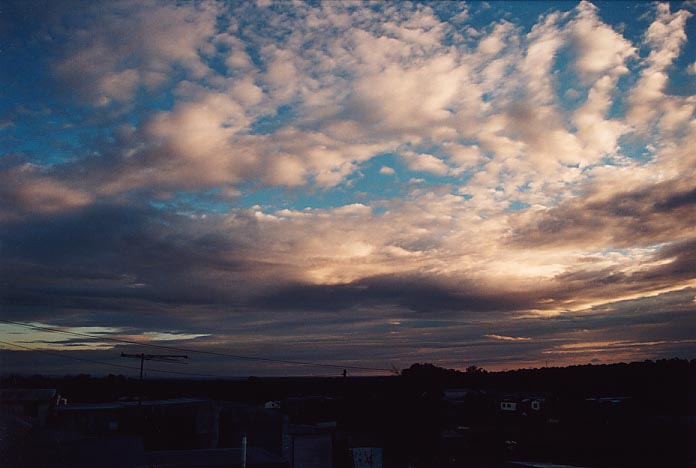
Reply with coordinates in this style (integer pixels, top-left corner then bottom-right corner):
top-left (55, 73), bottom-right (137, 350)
top-left (1, 0), bottom-right (695, 377)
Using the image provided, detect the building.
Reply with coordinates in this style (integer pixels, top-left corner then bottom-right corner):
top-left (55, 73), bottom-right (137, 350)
top-left (146, 447), bottom-right (289, 467)
top-left (500, 401), bottom-right (518, 412)
top-left (283, 422), bottom-right (337, 468)
top-left (218, 402), bottom-right (286, 456)
top-left (0, 388), bottom-right (63, 427)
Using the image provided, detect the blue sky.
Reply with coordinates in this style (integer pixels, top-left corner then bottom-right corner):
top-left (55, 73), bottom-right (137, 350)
top-left (1, 0), bottom-right (695, 376)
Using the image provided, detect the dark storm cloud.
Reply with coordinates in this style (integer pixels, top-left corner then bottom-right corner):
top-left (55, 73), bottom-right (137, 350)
top-left (0, 203), bottom-right (258, 324)
top-left (554, 238), bottom-right (695, 299)
top-left (511, 179), bottom-right (696, 249)
top-left (655, 187), bottom-right (696, 211)
top-left (0, 198), bottom-right (551, 327)
top-left (257, 274), bottom-right (542, 313)
top-left (2, 200), bottom-right (542, 327)
top-left (1, 189), bottom-right (693, 342)
top-left (650, 238), bottom-right (696, 276)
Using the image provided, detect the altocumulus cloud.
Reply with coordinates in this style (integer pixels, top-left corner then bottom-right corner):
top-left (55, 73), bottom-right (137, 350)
top-left (0, 0), bottom-right (695, 375)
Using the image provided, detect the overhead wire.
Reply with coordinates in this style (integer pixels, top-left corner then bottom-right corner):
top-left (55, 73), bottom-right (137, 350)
top-left (0, 318), bottom-right (392, 372)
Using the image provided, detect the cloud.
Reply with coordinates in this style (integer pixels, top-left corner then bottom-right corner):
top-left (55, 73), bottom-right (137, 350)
top-left (53, 1), bottom-right (221, 106)
top-left (2, 287), bottom-right (693, 375)
top-left (627, 3), bottom-right (694, 132)
top-left (401, 152), bottom-right (450, 175)
top-left (4, 0), bottom-right (659, 201)
top-left (347, 56), bottom-right (465, 135)
top-left (0, 164), bottom-right (92, 220)
top-left (484, 334), bottom-right (532, 342)
top-left (2, 1), bottom-right (695, 373)
top-left (510, 177), bottom-right (696, 249)
top-left (519, 10), bottom-right (567, 105)
top-left (570, 1), bottom-right (635, 82)
top-left (257, 273), bottom-right (543, 314)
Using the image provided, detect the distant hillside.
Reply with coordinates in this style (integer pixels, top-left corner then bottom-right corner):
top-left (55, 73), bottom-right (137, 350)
top-left (402, 358), bottom-right (696, 392)
top-left (2, 358), bottom-right (694, 406)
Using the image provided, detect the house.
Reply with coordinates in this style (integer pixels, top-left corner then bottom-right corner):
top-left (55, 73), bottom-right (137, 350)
top-left (500, 401), bottom-right (518, 412)
top-left (499, 394), bottom-right (550, 414)
top-left (218, 402), bottom-right (286, 456)
top-left (283, 422), bottom-right (337, 468)
top-left (442, 389), bottom-right (470, 403)
top-left (3, 397), bottom-right (292, 467)
top-left (507, 462), bottom-right (592, 468)
top-left (530, 399), bottom-right (544, 411)
top-left (0, 408), bottom-right (34, 454)
top-left (51, 401), bottom-right (124, 435)
top-left (584, 396), bottom-right (631, 406)
top-left (146, 447), bottom-right (289, 467)
top-left (51, 398), bottom-right (220, 449)
top-left (351, 447), bottom-right (382, 468)
top-left (50, 436), bottom-right (149, 468)
top-left (0, 388), bottom-right (62, 427)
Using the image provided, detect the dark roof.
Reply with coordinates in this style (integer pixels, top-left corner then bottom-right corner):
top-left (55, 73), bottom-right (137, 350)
top-left (0, 409), bottom-right (33, 451)
top-left (54, 397), bottom-right (211, 412)
top-left (53, 402), bottom-right (123, 411)
top-left (286, 422), bottom-right (337, 435)
top-left (146, 447), bottom-right (288, 468)
top-left (0, 388), bottom-right (57, 402)
top-left (508, 462), bottom-right (592, 468)
top-left (585, 396), bottom-right (631, 403)
top-left (60, 436), bottom-right (148, 468)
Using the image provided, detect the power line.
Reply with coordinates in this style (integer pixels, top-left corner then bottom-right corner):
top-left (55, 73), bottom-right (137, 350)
top-left (0, 318), bottom-right (392, 372)
top-left (121, 352), bottom-right (188, 381)
top-left (0, 339), bottom-right (138, 371)
top-left (0, 339), bottom-right (229, 379)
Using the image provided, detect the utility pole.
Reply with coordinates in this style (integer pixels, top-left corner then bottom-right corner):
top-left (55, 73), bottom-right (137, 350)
top-left (241, 433), bottom-right (247, 468)
top-left (120, 353), bottom-right (188, 403)
top-left (121, 353), bottom-right (189, 381)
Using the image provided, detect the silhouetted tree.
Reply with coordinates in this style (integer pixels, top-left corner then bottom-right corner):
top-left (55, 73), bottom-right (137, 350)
top-left (466, 365), bottom-right (487, 374)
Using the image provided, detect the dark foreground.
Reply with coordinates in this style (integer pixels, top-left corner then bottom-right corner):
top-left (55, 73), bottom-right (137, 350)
top-left (1, 358), bottom-right (694, 467)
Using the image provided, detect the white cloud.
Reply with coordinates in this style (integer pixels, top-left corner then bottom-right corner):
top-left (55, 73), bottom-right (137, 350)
top-left (519, 10), bottom-right (567, 105)
top-left (484, 334), bottom-right (532, 342)
top-left (477, 21), bottom-right (515, 56)
top-left (55, 1), bottom-right (221, 105)
top-left (689, 61), bottom-right (696, 75)
top-left (570, 1), bottom-right (635, 82)
top-left (262, 46), bottom-right (301, 104)
top-left (627, 4), bottom-right (693, 132)
top-left (572, 75), bottom-right (630, 162)
top-left (401, 152), bottom-right (450, 175)
top-left (348, 56), bottom-right (465, 134)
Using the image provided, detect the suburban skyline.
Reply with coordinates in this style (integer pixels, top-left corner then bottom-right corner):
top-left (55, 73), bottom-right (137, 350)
top-left (1, 0), bottom-right (695, 377)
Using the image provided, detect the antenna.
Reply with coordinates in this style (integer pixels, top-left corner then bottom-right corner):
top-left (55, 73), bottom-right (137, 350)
top-left (390, 364), bottom-right (401, 376)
